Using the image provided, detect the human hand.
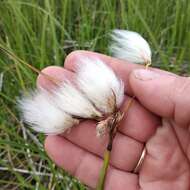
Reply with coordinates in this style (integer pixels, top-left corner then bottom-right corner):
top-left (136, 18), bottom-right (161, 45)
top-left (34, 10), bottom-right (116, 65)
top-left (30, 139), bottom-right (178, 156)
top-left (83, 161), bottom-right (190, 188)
top-left (37, 51), bottom-right (190, 190)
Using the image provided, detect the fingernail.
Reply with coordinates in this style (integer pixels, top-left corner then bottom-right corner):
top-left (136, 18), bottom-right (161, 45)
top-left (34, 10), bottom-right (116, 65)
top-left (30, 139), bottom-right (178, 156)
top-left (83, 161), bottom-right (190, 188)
top-left (134, 69), bottom-right (160, 81)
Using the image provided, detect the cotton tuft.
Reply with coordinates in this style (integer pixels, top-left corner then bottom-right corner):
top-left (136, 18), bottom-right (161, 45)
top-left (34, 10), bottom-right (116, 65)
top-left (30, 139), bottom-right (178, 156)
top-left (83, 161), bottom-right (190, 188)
top-left (76, 57), bottom-right (124, 113)
top-left (18, 57), bottom-right (125, 135)
top-left (18, 89), bottom-right (78, 134)
top-left (110, 29), bottom-right (151, 64)
top-left (53, 81), bottom-right (102, 118)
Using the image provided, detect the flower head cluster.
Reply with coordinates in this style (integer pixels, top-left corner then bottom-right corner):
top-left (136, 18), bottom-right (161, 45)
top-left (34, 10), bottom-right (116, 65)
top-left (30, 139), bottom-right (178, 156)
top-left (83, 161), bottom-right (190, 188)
top-left (18, 57), bottom-right (124, 135)
top-left (19, 30), bottom-right (151, 136)
top-left (110, 29), bottom-right (152, 64)
top-left (18, 89), bottom-right (79, 134)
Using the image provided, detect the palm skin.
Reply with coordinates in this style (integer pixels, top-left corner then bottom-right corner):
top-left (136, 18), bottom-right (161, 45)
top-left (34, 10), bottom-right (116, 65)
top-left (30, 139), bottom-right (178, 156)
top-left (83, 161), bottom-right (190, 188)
top-left (37, 51), bottom-right (190, 190)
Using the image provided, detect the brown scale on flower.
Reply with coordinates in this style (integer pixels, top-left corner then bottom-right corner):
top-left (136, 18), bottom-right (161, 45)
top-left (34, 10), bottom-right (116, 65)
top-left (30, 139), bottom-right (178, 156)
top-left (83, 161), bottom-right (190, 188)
top-left (96, 90), bottom-right (124, 144)
top-left (96, 110), bottom-right (124, 148)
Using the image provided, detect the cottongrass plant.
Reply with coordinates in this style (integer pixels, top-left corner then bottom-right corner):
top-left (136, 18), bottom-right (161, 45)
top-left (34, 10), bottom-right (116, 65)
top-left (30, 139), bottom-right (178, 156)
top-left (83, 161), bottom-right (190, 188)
top-left (110, 29), bottom-right (152, 67)
top-left (18, 57), bottom-right (124, 136)
top-left (18, 29), bottom-right (152, 190)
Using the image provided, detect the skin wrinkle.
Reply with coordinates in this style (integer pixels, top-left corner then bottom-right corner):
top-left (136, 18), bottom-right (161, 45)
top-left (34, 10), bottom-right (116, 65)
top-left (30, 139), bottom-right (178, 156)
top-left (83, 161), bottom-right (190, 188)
top-left (176, 77), bottom-right (190, 95)
top-left (174, 124), bottom-right (190, 153)
top-left (171, 76), bottom-right (190, 127)
top-left (119, 130), bottom-right (144, 144)
top-left (73, 150), bottom-right (89, 177)
top-left (63, 133), bottom-right (106, 161)
top-left (166, 78), bottom-right (176, 121)
top-left (187, 142), bottom-right (190, 161)
top-left (171, 76), bottom-right (183, 125)
top-left (167, 122), bottom-right (188, 165)
top-left (139, 178), bottom-right (188, 190)
top-left (149, 170), bottom-right (190, 190)
top-left (173, 124), bottom-right (190, 165)
top-left (185, 142), bottom-right (190, 165)
top-left (71, 149), bottom-right (86, 177)
top-left (105, 170), bottom-right (139, 190)
top-left (140, 174), bottom-right (186, 186)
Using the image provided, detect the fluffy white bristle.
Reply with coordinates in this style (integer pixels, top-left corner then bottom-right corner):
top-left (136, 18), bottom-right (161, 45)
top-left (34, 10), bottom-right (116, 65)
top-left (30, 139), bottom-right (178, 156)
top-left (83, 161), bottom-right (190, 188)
top-left (18, 89), bottom-right (78, 134)
top-left (110, 29), bottom-right (151, 64)
top-left (76, 57), bottom-right (124, 113)
top-left (53, 81), bottom-right (102, 118)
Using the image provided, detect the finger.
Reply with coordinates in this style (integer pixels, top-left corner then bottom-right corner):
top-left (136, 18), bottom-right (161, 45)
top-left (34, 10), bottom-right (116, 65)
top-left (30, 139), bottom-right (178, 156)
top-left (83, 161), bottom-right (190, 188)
top-left (64, 50), bottom-right (145, 95)
top-left (63, 119), bottom-right (144, 171)
top-left (120, 97), bottom-right (160, 142)
top-left (37, 65), bottom-right (159, 143)
top-left (36, 66), bottom-right (75, 89)
top-left (140, 119), bottom-right (190, 190)
top-left (45, 135), bottom-right (139, 190)
top-left (63, 50), bottom-right (173, 95)
top-left (130, 69), bottom-right (190, 127)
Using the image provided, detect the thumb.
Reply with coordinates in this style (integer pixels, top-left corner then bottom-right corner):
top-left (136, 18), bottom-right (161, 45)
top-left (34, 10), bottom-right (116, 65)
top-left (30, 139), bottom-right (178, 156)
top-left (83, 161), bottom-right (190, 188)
top-left (129, 69), bottom-right (190, 127)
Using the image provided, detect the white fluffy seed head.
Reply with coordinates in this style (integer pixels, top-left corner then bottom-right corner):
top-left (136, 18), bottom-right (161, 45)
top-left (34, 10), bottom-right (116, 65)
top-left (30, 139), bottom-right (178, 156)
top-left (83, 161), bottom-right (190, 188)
top-left (18, 89), bottom-right (78, 134)
top-left (76, 57), bottom-right (124, 114)
top-left (53, 81), bottom-right (102, 119)
top-left (110, 29), bottom-right (151, 64)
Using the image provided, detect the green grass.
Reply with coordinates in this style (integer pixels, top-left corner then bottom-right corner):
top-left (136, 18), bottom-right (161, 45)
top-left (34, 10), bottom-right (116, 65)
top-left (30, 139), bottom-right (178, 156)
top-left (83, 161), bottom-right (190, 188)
top-left (0, 0), bottom-right (190, 189)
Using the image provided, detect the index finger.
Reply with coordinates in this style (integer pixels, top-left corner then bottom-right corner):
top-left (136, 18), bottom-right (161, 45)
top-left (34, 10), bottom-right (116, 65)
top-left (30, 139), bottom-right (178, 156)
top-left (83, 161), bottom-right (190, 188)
top-left (64, 50), bottom-right (174, 96)
top-left (64, 50), bottom-right (144, 95)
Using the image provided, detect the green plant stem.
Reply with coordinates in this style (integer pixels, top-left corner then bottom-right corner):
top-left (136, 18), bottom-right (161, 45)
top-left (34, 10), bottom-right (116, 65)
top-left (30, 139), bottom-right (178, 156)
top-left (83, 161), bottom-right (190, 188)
top-left (96, 149), bottom-right (111, 190)
top-left (96, 97), bottom-right (135, 190)
top-left (0, 44), bottom-right (60, 85)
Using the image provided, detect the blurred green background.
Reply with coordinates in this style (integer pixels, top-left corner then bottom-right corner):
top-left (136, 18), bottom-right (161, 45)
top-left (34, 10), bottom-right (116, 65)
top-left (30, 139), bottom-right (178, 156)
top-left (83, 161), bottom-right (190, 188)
top-left (0, 0), bottom-right (190, 189)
